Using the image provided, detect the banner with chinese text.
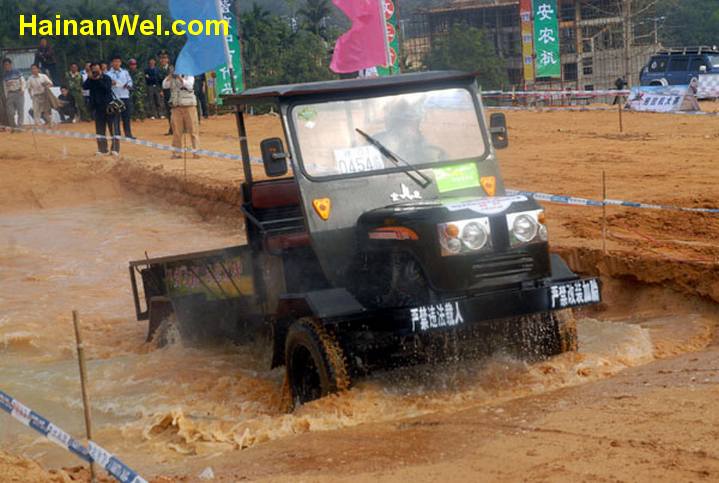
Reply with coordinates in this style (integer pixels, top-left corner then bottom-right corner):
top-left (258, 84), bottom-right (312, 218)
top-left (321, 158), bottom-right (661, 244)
top-left (533, 0), bottom-right (560, 78)
top-left (378, 0), bottom-right (401, 76)
top-left (520, 0), bottom-right (534, 83)
top-left (214, 0), bottom-right (244, 104)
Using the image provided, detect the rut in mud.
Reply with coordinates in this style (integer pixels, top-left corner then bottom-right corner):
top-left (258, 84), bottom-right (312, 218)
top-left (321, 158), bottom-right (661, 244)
top-left (1, 165), bottom-right (717, 480)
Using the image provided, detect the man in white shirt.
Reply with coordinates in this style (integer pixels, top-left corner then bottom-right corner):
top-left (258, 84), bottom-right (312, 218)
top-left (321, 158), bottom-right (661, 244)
top-left (162, 67), bottom-right (200, 159)
top-left (3, 58), bottom-right (26, 127)
top-left (107, 54), bottom-right (134, 138)
top-left (26, 63), bottom-right (53, 125)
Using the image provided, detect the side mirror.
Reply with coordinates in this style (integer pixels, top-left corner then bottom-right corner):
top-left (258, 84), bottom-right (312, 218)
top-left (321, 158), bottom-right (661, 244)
top-left (260, 138), bottom-right (289, 177)
top-left (489, 113), bottom-right (509, 149)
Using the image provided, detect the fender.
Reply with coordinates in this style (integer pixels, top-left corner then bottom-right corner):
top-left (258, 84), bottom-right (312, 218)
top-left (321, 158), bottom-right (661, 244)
top-left (270, 288), bottom-right (366, 367)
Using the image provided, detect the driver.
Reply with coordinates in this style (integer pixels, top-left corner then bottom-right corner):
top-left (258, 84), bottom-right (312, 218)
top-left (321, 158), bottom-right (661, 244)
top-left (374, 99), bottom-right (445, 164)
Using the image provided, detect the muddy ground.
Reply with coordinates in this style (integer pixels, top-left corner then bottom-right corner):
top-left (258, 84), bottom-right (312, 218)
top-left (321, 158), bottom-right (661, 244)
top-left (1, 107), bottom-right (719, 482)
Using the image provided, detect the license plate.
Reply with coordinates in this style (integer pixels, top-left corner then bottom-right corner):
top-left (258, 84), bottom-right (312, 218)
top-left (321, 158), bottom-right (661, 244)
top-left (549, 279), bottom-right (601, 309)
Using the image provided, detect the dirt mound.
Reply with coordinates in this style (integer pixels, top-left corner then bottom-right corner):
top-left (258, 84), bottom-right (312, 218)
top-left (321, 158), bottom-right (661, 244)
top-left (560, 246), bottom-right (719, 304)
top-left (0, 451), bottom-right (66, 482)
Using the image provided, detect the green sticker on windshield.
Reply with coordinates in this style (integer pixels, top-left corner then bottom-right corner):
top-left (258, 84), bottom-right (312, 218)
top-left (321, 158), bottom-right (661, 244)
top-left (433, 163), bottom-right (480, 193)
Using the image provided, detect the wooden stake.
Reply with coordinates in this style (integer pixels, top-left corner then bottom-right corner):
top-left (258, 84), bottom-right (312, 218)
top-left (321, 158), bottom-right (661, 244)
top-left (618, 99), bottom-right (624, 133)
top-left (183, 133), bottom-right (188, 182)
top-left (602, 170), bottom-right (608, 255)
top-left (72, 310), bottom-right (97, 483)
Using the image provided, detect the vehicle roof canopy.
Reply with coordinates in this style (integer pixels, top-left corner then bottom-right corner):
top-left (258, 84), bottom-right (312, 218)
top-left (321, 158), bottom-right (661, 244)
top-left (222, 71), bottom-right (477, 106)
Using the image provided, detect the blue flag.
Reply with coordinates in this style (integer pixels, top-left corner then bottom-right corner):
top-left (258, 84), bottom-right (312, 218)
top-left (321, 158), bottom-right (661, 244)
top-left (170, 0), bottom-right (226, 75)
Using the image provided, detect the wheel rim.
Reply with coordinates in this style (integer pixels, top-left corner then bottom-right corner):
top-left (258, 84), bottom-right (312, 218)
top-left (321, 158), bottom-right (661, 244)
top-left (290, 345), bottom-right (322, 405)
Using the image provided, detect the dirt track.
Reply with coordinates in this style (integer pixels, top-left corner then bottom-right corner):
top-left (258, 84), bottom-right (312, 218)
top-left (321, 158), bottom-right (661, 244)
top-left (1, 107), bottom-right (719, 482)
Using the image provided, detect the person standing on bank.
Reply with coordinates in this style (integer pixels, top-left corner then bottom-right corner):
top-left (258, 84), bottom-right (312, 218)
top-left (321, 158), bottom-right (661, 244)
top-left (34, 38), bottom-right (59, 84)
top-left (162, 67), bottom-right (200, 159)
top-left (128, 58), bottom-right (146, 120)
top-left (67, 63), bottom-right (88, 121)
top-left (83, 62), bottom-right (120, 156)
top-left (3, 58), bottom-right (26, 128)
top-left (107, 55), bottom-right (134, 138)
top-left (27, 64), bottom-right (53, 125)
top-left (157, 52), bottom-right (173, 135)
top-left (144, 58), bottom-right (163, 120)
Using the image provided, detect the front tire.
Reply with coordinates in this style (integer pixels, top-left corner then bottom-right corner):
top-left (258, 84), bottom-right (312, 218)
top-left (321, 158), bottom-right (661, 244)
top-left (284, 318), bottom-right (350, 409)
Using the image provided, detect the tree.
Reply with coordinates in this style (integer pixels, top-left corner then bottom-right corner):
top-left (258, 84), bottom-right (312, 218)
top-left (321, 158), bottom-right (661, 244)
top-left (298, 0), bottom-right (331, 38)
top-left (656, 0), bottom-right (719, 46)
top-left (424, 25), bottom-right (508, 89)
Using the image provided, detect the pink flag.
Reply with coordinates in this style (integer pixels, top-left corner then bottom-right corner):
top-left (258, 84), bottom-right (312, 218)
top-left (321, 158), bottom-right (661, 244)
top-left (330, 0), bottom-right (389, 74)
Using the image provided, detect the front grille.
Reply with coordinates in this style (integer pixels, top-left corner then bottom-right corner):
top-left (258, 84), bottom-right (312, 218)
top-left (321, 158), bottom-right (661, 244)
top-left (471, 253), bottom-right (535, 281)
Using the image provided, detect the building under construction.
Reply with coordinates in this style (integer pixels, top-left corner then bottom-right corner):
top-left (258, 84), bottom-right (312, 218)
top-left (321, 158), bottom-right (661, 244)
top-left (403, 0), bottom-right (661, 90)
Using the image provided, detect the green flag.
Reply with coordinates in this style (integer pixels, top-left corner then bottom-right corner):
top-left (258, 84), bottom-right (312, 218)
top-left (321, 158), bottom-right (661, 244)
top-left (533, 0), bottom-right (561, 79)
top-left (215, 0), bottom-right (244, 104)
top-left (378, 0), bottom-right (401, 76)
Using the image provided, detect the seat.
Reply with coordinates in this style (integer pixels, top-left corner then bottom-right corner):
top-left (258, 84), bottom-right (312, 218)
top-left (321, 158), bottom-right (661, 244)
top-left (251, 179), bottom-right (301, 210)
top-left (247, 179), bottom-right (311, 252)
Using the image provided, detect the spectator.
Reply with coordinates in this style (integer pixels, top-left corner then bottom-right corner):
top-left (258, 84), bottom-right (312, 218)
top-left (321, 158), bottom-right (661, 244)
top-left (3, 58), bottom-right (26, 128)
top-left (82, 62), bottom-right (92, 118)
top-left (34, 38), bottom-right (59, 84)
top-left (57, 86), bottom-right (77, 123)
top-left (194, 73), bottom-right (209, 120)
top-left (100, 62), bottom-right (108, 74)
top-left (157, 51), bottom-right (173, 135)
top-left (128, 58), bottom-right (146, 121)
top-left (162, 67), bottom-right (200, 159)
top-left (27, 64), bottom-right (53, 125)
top-left (83, 62), bottom-right (120, 156)
top-left (67, 63), bottom-right (88, 121)
top-left (613, 77), bottom-right (628, 105)
top-left (144, 58), bottom-right (164, 119)
top-left (107, 54), bottom-right (134, 138)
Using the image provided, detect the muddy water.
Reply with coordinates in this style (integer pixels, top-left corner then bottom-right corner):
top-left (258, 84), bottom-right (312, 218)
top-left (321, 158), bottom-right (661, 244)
top-left (0, 197), bottom-right (714, 478)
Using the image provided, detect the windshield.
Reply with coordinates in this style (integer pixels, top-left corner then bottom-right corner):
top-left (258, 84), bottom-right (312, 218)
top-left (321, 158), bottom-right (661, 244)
top-left (710, 55), bottom-right (719, 68)
top-left (291, 88), bottom-right (486, 178)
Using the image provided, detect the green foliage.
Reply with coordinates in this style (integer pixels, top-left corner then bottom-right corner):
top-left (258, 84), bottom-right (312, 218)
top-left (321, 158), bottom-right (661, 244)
top-left (298, 0), bottom-right (331, 37)
top-left (0, 0), bottom-right (184, 73)
top-left (0, 0), bottom-right (337, 88)
top-left (240, 3), bottom-right (333, 88)
top-left (424, 25), bottom-right (508, 89)
top-left (657, 0), bottom-right (719, 47)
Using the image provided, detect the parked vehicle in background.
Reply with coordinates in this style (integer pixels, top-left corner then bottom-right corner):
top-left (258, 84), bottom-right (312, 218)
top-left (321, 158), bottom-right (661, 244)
top-left (640, 46), bottom-right (719, 86)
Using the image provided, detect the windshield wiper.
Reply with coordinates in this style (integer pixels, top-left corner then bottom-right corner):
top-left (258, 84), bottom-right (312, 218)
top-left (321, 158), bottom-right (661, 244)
top-left (355, 128), bottom-right (432, 189)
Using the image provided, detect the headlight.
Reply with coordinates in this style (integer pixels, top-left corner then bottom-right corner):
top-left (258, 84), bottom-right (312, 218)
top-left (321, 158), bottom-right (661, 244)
top-left (462, 222), bottom-right (488, 250)
top-left (438, 218), bottom-right (491, 256)
top-left (513, 214), bottom-right (538, 243)
top-left (507, 210), bottom-right (546, 246)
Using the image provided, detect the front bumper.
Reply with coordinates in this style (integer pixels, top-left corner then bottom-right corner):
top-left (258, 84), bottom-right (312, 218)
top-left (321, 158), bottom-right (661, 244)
top-left (343, 277), bottom-right (602, 335)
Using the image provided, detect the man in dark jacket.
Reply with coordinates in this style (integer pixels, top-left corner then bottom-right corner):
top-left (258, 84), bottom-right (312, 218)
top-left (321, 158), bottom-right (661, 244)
top-left (158, 51), bottom-right (173, 135)
top-left (83, 62), bottom-right (120, 155)
top-left (144, 58), bottom-right (163, 119)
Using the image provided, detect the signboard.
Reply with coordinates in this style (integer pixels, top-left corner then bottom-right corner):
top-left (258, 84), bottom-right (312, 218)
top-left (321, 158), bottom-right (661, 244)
top-left (214, 0), bottom-right (244, 104)
top-left (533, 0), bottom-right (560, 79)
top-left (378, 0), bottom-right (401, 76)
top-left (519, 0), bottom-right (534, 83)
top-left (697, 73), bottom-right (719, 99)
top-left (627, 85), bottom-right (699, 112)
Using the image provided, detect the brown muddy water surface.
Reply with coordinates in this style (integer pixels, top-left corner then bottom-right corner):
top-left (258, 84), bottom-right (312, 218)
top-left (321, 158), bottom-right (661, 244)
top-left (0, 190), bottom-right (716, 480)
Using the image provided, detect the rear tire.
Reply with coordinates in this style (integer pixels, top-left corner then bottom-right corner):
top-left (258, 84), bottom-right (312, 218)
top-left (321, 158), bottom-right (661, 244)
top-left (284, 318), bottom-right (350, 409)
top-left (147, 297), bottom-right (179, 348)
top-left (147, 297), bottom-right (174, 344)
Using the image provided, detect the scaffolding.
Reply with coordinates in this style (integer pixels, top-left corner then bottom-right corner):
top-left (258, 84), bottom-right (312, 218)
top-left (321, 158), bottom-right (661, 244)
top-left (401, 0), bottom-right (662, 92)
